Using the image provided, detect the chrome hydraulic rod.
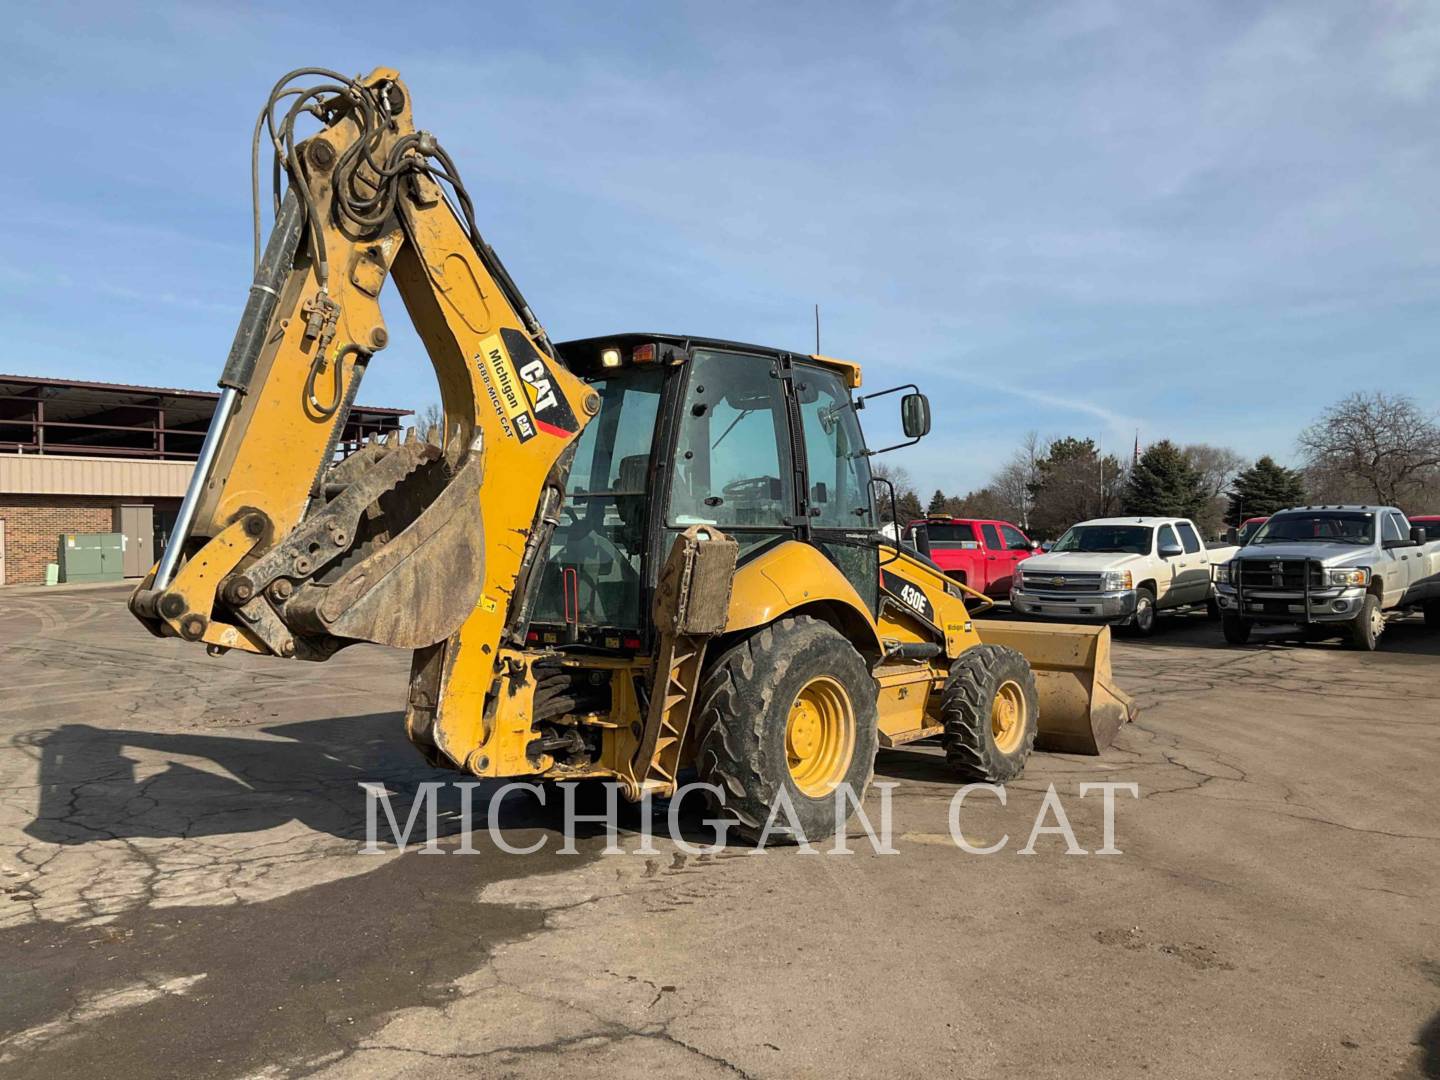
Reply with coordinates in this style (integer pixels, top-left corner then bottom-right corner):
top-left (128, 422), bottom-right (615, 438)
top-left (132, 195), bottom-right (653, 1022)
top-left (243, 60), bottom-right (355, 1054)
top-left (153, 190), bottom-right (305, 590)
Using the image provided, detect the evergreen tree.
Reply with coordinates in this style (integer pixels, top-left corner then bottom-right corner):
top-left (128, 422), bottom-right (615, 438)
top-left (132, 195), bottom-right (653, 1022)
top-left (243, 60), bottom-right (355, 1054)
top-left (927, 489), bottom-right (948, 515)
top-left (1026, 436), bottom-right (1126, 538)
top-left (1122, 440), bottom-right (1208, 518)
top-left (896, 488), bottom-right (924, 524)
top-left (1226, 456), bottom-right (1307, 523)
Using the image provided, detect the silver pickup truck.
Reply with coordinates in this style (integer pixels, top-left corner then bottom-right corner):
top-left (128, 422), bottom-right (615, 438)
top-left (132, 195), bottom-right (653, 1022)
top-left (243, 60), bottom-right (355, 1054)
top-left (1212, 505), bottom-right (1440, 650)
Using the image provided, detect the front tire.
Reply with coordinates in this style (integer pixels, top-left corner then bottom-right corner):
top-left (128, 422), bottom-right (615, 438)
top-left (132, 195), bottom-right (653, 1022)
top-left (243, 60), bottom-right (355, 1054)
top-left (1345, 594), bottom-right (1384, 651)
top-left (693, 616), bottom-right (878, 844)
top-left (940, 645), bottom-right (1039, 783)
top-left (1128, 587), bottom-right (1157, 637)
top-left (1221, 611), bottom-right (1252, 644)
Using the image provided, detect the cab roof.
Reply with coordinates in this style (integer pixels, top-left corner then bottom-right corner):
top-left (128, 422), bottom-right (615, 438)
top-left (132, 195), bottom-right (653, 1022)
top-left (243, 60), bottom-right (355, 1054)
top-left (555, 332), bottom-right (862, 388)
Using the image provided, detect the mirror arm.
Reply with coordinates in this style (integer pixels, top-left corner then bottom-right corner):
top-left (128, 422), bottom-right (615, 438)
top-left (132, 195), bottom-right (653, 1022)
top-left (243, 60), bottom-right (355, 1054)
top-left (855, 382), bottom-right (919, 407)
top-left (864, 435), bottom-right (923, 457)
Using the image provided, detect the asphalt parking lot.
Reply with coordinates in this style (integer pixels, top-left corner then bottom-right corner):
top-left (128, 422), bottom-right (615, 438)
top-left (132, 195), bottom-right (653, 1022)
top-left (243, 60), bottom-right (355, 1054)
top-left (2, 584), bottom-right (1437, 1079)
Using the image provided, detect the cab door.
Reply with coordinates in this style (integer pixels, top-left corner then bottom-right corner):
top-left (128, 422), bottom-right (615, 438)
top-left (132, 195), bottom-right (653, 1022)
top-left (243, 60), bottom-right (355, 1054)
top-left (980, 522), bottom-right (1008, 595)
top-left (1155, 523), bottom-right (1185, 606)
top-left (1173, 520), bottom-right (1209, 604)
top-left (998, 523), bottom-right (1033, 596)
top-left (790, 362), bottom-right (877, 611)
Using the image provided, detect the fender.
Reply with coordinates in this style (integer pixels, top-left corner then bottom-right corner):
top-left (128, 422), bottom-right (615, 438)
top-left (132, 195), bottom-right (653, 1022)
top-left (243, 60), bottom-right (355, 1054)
top-left (725, 541), bottom-right (883, 662)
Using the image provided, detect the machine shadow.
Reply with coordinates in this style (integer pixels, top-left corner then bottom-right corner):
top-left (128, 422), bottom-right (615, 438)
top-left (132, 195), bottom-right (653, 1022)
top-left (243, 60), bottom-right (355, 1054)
top-left (872, 744), bottom-right (956, 784)
top-left (20, 715), bottom-right (665, 847)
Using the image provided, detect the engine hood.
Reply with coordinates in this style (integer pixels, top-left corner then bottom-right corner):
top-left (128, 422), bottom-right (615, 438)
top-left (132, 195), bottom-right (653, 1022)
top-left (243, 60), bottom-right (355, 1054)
top-left (1021, 552), bottom-right (1146, 573)
top-left (1234, 544), bottom-right (1370, 567)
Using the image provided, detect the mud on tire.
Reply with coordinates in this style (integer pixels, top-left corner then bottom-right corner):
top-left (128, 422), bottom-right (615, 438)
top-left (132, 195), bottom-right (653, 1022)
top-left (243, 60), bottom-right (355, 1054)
top-left (692, 616), bottom-right (878, 845)
top-left (940, 644), bottom-right (1039, 783)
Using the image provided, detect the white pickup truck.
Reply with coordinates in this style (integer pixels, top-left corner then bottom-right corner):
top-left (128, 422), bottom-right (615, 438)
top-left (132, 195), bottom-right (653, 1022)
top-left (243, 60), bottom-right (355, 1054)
top-left (1010, 516), bottom-right (1237, 635)
top-left (1212, 505), bottom-right (1440, 650)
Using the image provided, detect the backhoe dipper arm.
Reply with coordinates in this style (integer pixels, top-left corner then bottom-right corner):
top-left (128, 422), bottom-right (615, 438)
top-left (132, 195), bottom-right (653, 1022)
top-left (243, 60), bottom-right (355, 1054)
top-left (130, 68), bottom-right (598, 771)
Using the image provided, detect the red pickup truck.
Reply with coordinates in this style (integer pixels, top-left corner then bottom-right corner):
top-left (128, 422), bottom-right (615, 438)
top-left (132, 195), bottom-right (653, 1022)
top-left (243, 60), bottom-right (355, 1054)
top-left (902, 516), bottom-right (1039, 598)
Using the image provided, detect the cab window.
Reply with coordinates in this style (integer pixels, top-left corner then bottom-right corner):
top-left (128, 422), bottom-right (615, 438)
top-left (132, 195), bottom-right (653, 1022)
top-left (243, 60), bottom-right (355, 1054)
top-left (1175, 521), bottom-right (1202, 554)
top-left (793, 364), bottom-right (872, 528)
top-left (999, 524), bottom-right (1029, 551)
top-left (667, 350), bottom-right (793, 530)
top-left (1383, 514), bottom-right (1407, 544)
top-left (1158, 524), bottom-right (1179, 552)
top-left (981, 523), bottom-right (1002, 549)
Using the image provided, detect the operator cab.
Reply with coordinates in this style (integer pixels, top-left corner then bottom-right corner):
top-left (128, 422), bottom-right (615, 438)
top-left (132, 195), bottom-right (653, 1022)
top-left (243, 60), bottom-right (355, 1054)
top-left (526, 333), bottom-right (896, 651)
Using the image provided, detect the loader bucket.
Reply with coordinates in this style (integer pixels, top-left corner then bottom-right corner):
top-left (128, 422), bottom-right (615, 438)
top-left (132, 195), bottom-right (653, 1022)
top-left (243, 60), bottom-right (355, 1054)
top-left (973, 620), bottom-right (1135, 755)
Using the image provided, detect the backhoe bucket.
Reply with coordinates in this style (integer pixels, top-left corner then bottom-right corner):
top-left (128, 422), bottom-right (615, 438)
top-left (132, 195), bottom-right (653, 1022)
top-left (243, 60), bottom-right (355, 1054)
top-left (974, 620), bottom-right (1135, 755)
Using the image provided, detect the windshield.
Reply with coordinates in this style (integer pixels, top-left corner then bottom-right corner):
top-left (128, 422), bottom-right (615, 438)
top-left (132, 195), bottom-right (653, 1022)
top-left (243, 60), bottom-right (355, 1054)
top-left (1052, 525), bottom-right (1152, 555)
top-left (531, 368), bottom-right (664, 631)
top-left (1252, 512), bottom-right (1373, 545)
top-left (922, 522), bottom-right (977, 547)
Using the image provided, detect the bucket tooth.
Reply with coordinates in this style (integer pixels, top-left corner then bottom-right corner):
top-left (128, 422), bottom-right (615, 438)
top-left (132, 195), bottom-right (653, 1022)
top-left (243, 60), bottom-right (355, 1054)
top-left (426, 425), bottom-right (440, 446)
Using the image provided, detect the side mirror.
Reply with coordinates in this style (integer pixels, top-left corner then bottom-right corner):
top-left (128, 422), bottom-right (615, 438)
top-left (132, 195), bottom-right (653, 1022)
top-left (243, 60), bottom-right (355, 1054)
top-left (1159, 543), bottom-right (1184, 558)
top-left (1029, 540), bottom-right (1041, 550)
top-left (1224, 527), bottom-right (1238, 545)
top-left (900, 393), bottom-right (931, 439)
top-left (1412, 526), bottom-right (1428, 545)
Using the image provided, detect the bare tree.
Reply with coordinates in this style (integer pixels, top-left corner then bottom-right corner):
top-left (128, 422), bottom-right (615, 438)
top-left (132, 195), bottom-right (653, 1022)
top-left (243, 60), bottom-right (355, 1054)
top-left (415, 402), bottom-right (444, 436)
top-left (869, 461), bottom-right (921, 524)
top-left (991, 430), bottom-right (1042, 529)
top-left (1182, 443), bottom-right (1245, 536)
top-left (1298, 392), bottom-right (1440, 509)
top-left (1183, 443), bottom-right (1245, 500)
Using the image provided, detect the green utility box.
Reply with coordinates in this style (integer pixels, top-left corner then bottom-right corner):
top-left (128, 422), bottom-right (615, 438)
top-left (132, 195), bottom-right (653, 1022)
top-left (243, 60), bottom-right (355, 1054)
top-left (58, 532), bottom-right (125, 584)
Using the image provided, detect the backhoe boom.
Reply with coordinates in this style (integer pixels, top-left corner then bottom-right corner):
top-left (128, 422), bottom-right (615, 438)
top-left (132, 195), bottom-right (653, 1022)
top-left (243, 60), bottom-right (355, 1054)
top-left (131, 68), bottom-right (598, 771)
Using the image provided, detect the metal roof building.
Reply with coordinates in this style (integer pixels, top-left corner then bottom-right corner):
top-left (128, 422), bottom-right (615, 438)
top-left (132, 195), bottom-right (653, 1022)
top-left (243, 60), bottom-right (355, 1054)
top-left (0, 374), bottom-right (409, 586)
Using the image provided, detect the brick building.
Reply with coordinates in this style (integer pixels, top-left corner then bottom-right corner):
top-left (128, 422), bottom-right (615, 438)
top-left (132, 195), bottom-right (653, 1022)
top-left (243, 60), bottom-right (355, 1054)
top-left (0, 375), bottom-right (409, 586)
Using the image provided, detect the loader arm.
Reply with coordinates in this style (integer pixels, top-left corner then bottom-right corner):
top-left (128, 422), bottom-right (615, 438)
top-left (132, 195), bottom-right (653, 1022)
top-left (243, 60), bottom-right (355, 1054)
top-left (130, 68), bottom-right (598, 770)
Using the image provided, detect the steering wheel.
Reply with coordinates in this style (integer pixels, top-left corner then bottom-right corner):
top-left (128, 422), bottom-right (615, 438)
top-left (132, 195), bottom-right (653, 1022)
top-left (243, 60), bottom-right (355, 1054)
top-left (720, 475), bottom-right (780, 502)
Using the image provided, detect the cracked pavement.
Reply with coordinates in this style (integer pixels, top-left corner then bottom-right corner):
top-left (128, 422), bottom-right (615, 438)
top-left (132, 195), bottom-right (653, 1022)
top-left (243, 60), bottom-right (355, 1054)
top-left (2, 584), bottom-right (1438, 1078)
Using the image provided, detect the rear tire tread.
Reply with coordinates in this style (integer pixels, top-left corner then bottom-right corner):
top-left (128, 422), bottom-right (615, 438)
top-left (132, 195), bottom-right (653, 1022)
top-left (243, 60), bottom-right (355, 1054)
top-left (693, 616), bottom-right (877, 843)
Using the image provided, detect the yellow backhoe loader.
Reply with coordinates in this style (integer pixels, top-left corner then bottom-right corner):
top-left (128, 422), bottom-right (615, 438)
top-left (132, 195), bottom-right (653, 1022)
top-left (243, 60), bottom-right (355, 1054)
top-left (130, 67), bottom-right (1134, 842)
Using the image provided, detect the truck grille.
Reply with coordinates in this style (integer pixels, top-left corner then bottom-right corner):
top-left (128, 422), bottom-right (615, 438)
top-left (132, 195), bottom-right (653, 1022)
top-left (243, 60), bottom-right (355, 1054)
top-left (1021, 571), bottom-right (1103, 594)
top-left (1236, 558), bottom-right (1321, 592)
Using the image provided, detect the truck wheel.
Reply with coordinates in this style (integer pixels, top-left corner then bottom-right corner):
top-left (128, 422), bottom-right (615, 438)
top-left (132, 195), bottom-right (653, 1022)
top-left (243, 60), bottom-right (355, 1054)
top-left (1424, 599), bottom-right (1440, 629)
top-left (1128, 587), bottom-right (1157, 637)
top-left (1345, 594), bottom-right (1384, 651)
top-left (940, 644), bottom-right (1038, 783)
top-left (692, 616), bottom-right (878, 845)
top-left (1221, 612), bottom-right (1252, 644)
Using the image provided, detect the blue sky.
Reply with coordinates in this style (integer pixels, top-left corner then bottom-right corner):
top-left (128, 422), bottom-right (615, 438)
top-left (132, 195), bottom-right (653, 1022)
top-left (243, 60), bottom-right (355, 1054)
top-left (4, 1), bottom-right (1439, 495)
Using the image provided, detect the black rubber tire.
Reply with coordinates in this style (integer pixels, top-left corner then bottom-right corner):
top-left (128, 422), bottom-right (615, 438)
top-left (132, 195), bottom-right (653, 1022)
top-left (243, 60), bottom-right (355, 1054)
top-left (1345, 594), bottom-right (1383, 651)
top-left (1424, 599), bottom-right (1440, 630)
top-left (1205, 596), bottom-right (1221, 620)
top-left (692, 616), bottom-right (878, 845)
top-left (1221, 611), bottom-right (1252, 645)
top-left (939, 644), bottom-right (1039, 783)
top-left (1128, 587), bottom-right (1157, 637)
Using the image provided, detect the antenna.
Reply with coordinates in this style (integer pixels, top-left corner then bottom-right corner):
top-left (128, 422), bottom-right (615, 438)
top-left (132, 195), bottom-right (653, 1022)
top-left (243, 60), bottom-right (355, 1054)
top-left (814, 304), bottom-right (821, 353)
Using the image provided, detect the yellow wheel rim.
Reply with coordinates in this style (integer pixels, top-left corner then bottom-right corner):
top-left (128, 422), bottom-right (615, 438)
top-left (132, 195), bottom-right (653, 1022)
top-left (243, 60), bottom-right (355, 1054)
top-left (785, 676), bottom-right (856, 798)
top-left (991, 679), bottom-right (1028, 755)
